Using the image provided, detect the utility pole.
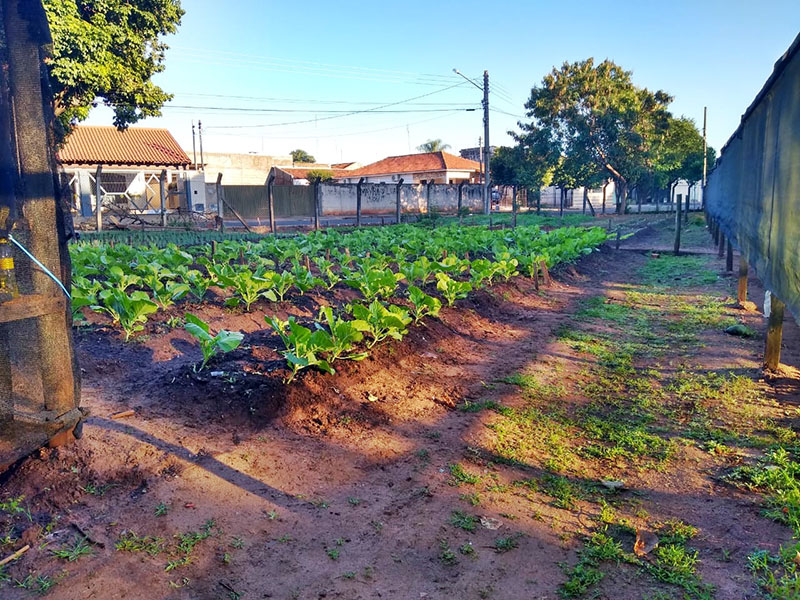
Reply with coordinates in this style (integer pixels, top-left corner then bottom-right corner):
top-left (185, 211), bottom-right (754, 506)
top-left (198, 120), bottom-right (205, 172)
top-left (483, 70), bottom-right (490, 215)
top-left (191, 121), bottom-right (197, 168)
top-left (453, 68), bottom-right (490, 214)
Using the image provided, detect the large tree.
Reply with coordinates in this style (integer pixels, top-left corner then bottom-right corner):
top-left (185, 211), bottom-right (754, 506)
top-left (416, 139), bottom-right (450, 153)
top-left (44, 0), bottom-right (184, 140)
top-left (522, 58), bottom-right (672, 214)
top-left (291, 149), bottom-right (316, 163)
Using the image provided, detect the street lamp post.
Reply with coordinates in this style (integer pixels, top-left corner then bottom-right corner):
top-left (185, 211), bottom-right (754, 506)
top-left (454, 68), bottom-right (490, 215)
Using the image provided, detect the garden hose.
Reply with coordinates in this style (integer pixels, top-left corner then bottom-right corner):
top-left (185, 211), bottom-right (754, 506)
top-left (7, 233), bottom-right (71, 299)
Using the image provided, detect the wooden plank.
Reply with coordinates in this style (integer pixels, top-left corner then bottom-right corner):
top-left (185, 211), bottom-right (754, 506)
top-left (0, 294), bottom-right (65, 324)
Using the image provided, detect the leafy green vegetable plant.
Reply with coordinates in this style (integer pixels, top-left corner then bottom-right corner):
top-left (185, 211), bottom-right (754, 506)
top-left (435, 273), bottom-right (472, 306)
top-left (92, 288), bottom-right (158, 341)
top-left (349, 300), bottom-right (411, 348)
top-left (407, 285), bottom-right (441, 324)
top-left (184, 313), bottom-right (244, 370)
top-left (266, 315), bottom-right (334, 382)
top-left (317, 306), bottom-right (369, 362)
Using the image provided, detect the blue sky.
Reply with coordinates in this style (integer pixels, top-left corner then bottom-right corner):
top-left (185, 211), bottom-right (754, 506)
top-left (85, 0), bottom-right (800, 166)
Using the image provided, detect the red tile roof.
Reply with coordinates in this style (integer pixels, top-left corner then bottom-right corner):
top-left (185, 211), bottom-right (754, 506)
top-left (58, 126), bottom-right (191, 167)
top-left (339, 152), bottom-right (481, 178)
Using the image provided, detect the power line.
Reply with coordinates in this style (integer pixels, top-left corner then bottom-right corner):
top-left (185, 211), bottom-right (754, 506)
top-left (170, 46), bottom-right (462, 85)
top-left (203, 81), bottom-right (471, 129)
top-left (169, 53), bottom-right (461, 87)
top-left (163, 105), bottom-right (477, 115)
top-left (205, 110), bottom-right (467, 140)
top-left (171, 91), bottom-right (475, 107)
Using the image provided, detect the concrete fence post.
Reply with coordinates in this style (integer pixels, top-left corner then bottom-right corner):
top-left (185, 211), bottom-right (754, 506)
top-left (512, 184), bottom-right (518, 228)
top-left (266, 171), bottom-right (276, 235)
top-left (313, 182), bottom-right (320, 231)
top-left (94, 165), bottom-right (103, 231)
top-left (159, 169), bottom-right (167, 228)
top-left (426, 181), bottom-right (434, 216)
top-left (215, 173), bottom-right (224, 232)
top-left (356, 177), bottom-right (365, 227)
top-left (395, 178), bottom-right (404, 224)
top-left (457, 181), bottom-right (466, 226)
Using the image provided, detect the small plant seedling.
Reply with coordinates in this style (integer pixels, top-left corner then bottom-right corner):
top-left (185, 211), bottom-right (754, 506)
top-left (342, 571), bottom-right (356, 580)
top-left (438, 539), bottom-right (457, 565)
top-left (230, 537), bottom-right (245, 549)
top-left (326, 548), bottom-right (340, 560)
top-left (448, 463), bottom-right (480, 486)
top-left (267, 510), bottom-right (278, 520)
top-left (81, 482), bottom-right (116, 497)
top-left (154, 503), bottom-right (169, 517)
top-left (459, 542), bottom-right (476, 556)
top-left (449, 510), bottom-right (478, 532)
top-left (493, 533), bottom-right (522, 553)
top-left (347, 497), bottom-right (361, 506)
top-left (51, 536), bottom-right (93, 562)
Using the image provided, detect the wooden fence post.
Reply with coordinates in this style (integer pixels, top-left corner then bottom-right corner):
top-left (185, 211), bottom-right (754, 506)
top-left (159, 169), bottom-right (167, 228)
top-left (764, 294), bottom-right (785, 371)
top-left (737, 256), bottom-right (748, 305)
top-left (726, 239), bottom-right (733, 271)
top-left (718, 231), bottom-right (725, 258)
top-left (356, 177), bottom-right (364, 227)
top-left (396, 178), bottom-right (404, 225)
top-left (94, 165), bottom-right (103, 231)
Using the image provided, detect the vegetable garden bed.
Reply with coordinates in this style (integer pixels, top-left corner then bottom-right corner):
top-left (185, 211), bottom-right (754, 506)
top-left (71, 223), bottom-right (608, 382)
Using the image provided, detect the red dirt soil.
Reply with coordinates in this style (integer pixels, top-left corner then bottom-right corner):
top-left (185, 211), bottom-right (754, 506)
top-left (0, 221), bottom-right (798, 600)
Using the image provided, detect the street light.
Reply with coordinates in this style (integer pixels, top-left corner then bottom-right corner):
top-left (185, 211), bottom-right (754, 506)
top-left (453, 68), bottom-right (490, 215)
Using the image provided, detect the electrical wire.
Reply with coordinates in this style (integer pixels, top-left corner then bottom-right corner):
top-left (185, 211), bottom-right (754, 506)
top-left (203, 81), bottom-right (471, 129)
top-left (164, 105), bottom-right (477, 115)
top-left (205, 109), bottom-right (466, 140)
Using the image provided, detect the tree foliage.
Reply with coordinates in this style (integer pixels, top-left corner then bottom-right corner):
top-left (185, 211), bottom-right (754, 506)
top-left (304, 169), bottom-right (333, 183)
top-left (44, 0), bottom-right (184, 140)
top-left (291, 149), bottom-right (316, 163)
top-left (417, 139), bottom-right (450, 153)
top-left (491, 127), bottom-right (558, 190)
top-left (522, 58), bottom-right (672, 213)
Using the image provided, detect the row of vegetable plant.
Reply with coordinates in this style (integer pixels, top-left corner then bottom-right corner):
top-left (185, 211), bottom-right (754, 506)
top-left (69, 223), bottom-right (608, 378)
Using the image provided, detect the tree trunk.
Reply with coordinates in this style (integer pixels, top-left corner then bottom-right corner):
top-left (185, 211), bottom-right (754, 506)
top-left (616, 180), bottom-right (627, 215)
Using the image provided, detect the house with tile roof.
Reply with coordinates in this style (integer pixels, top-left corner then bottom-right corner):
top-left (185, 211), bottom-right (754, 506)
top-left (334, 151), bottom-right (482, 185)
top-left (57, 126), bottom-right (197, 216)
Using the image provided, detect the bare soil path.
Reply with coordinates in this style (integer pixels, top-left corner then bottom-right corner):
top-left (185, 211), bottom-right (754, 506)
top-left (1, 217), bottom-right (798, 600)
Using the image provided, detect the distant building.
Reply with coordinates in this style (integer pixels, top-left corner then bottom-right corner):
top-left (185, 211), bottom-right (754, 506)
top-left (459, 146), bottom-right (497, 163)
top-left (58, 125), bottom-right (192, 216)
top-left (200, 152), bottom-right (293, 185)
top-left (335, 151), bottom-right (482, 184)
